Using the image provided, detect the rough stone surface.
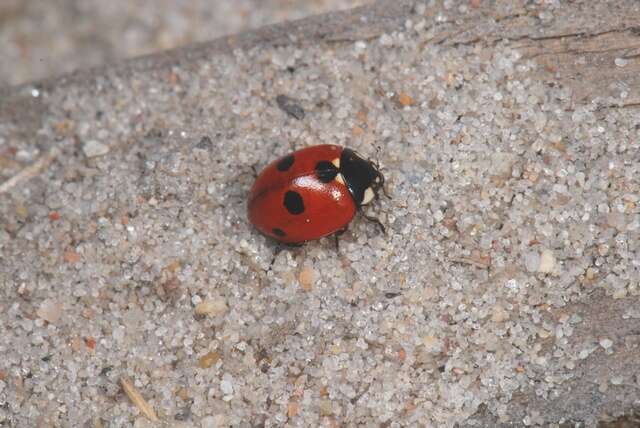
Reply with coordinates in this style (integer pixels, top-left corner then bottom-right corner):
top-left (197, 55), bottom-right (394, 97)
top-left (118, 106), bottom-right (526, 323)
top-left (0, 0), bottom-right (368, 86)
top-left (1, 1), bottom-right (639, 427)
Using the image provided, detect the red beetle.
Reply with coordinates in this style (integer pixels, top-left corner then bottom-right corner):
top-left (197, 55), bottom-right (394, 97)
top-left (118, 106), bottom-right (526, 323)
top-left (248, 144), bottom-right (386, 244)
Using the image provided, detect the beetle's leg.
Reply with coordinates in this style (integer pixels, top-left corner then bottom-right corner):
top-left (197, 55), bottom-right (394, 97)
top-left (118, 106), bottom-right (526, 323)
top-left (379, 173), bottom-right (392, 200)
top-left (269, 244), bottom-right (284, 268)
top-left (362, 213), bottom-right (386, 234)
top-left (269, 241), bottom-right (304, 269)
top-left (334, 227), bottom-right (348, 252)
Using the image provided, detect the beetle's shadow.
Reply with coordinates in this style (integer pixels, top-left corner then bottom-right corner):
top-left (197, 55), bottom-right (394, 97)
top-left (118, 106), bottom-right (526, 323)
top-left (266, 240), bottom-right (305, 270)
top-left (264, 229), bottom-right (354, 271)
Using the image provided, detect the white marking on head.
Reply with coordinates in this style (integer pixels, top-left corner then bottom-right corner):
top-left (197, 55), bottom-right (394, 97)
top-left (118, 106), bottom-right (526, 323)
top-left (331, 157), bottom-right (340, 168)
top-left (335, 173), bottom-right (345, 185)
top-left (362, 187), bottom-right (375, 205)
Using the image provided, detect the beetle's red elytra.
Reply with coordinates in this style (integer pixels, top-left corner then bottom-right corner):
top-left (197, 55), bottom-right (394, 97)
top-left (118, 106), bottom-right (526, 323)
top-left (248, 144), bottom-right (385, 244)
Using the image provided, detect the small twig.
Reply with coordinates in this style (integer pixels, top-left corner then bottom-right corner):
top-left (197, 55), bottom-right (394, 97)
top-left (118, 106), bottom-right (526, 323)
top-left (450, 256), bottom-right (490, 269)
top-left (120, 376), bottom-right (160, 422)
top-left (0, 147), bottom-right (59, 194)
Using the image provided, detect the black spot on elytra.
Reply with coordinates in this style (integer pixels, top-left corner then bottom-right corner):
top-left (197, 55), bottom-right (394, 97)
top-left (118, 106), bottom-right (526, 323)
top-left (284, 191), bottom-right (304, 214)
top-left (272, 228), bottom-right (286, 237)
top-left (315, 160), bottom-right (338, 183)
top-left (277, 154), bottom-right (295, 171)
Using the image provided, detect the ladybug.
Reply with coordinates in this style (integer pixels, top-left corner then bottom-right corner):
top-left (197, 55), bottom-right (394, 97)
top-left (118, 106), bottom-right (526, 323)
top-left (248, 144), bottom-right (386, 244)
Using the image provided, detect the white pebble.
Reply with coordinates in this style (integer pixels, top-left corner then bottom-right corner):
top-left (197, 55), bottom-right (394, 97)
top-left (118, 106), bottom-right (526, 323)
top-left (201, 415), bottom-right (227, 428)
top-left (524, 251), bottom-right (540, 272)
top-left (599, 338), bottom-right (613, 349)
top-left (83, 140), bottom-right (109, 157)
top-left (36, 299), bottom-right (63, 324)
top-left (538, 249), bottom-right (556, 273)
top-left (614, 57), bottom-right (628, 67)
top-left (610, 376), bottom-right (624, 385)
top-left (379, 34), bottom-right (393, 46)
top-left (220, 379), bottom-right (234, 395)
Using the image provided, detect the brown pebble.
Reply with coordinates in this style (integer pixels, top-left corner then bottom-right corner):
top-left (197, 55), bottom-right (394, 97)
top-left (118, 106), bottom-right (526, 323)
top-left (70, 337), bottom-right (83, 352)
top-left (15, 204), bottom-right (28, 220)
top-left (351, 125), bottom-right (364, 137)
top-left (164, 259), bottom-right (181, 274)
top-left (404, 401), bottom-right (417, 413)
top-left (177, 388), bottom-right (189, 401)
top-left (195, 299), bottom-right (228, 317)
top-left (161, 277), bottom-right (181, 297)
top-left (167, 71), bottom-right (180, 84)
top-left (319, 399), bottom-right (333, 416)
top-left (428, 97), bottom-right (441, 109)
top-left (198, 351), bottom-right (221, 368)
top-left (64, 251), bottom-right (82, 264)
top-left (53, 120), bottom-right (75, 135)
top-left (397, 92), bottom-right (415, 107)
top-left (287, 401), bottom-right (300, 418)
top-left (298, 266), bottom-right (315, 291)
top-left (398, 348), bottom-right (407, 362)
top-left (85, 337), bottom-right (96, 350)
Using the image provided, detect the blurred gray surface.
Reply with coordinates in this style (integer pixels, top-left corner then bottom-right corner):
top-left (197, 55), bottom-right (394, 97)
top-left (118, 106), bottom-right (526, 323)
top-left (0, 0), bottom-right (368, 86)
top-left (1, 0), bottom-right (640, 426)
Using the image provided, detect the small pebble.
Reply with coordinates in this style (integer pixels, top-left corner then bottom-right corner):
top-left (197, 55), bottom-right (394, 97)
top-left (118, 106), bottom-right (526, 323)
top-left (201, 415), bottom-right (227, 428)
top-left (195, 298), bottom-right (228, 317)
top-left (287, 402), bottom-right (300, 417)
top-left (220, 379), bottom-right (234, 395)
top-left (524, 251), bottom-right (540, 272)
top-left (85, 337), bottom-right (96, 350)
top-left (610, 376), bottom-right (624, 385)
top-left (538, 249), bottom-right (556, 273)
top-left (422, 335), bottom-right (439, 352)
top-left (64, 251), bottom-right (82, 264)
top-left (623, 309), bottom-right (640, 319)
top-left (491, 305), bottom-right (509, 322)
top-left (397, 92), bottom-right (415, 107)
top-left (298, 266), bottom-right (315, 291)
top-left (599, 338), bottom-right (613, 349)
top-left (319, 399), bottom-right (333, 416)
top-left (37, 299), bottom-right (63, 324)
top-left (82, 140), bottom-right (110, 157)
top-left (614, 57), bottom-right (628, 67)
top-left (276, 94), bottom-right (305, 120)
top-left (133, 417), bottom-right (154, 428)
top-left (578, 348), bottom-right (592, 359)
top-left (198, 351), bottom-right (221, 368)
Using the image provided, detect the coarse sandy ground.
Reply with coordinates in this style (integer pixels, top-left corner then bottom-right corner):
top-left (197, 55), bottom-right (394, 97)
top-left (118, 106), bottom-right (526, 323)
top-left (1, 1), bottom-right (640, 427)
top-left (0, 0), bottom-right (368, 87)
